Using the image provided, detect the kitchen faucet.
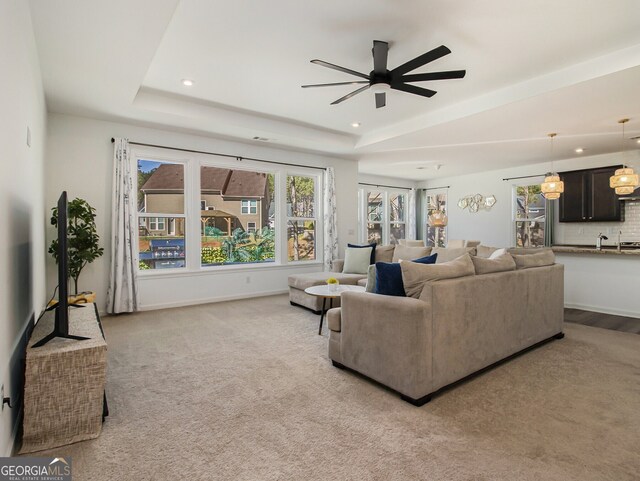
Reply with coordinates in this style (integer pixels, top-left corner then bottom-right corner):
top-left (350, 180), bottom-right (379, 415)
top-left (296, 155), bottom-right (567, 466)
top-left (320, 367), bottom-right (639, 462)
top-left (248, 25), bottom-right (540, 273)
top-left (596, 233), bottom-right (608, 250)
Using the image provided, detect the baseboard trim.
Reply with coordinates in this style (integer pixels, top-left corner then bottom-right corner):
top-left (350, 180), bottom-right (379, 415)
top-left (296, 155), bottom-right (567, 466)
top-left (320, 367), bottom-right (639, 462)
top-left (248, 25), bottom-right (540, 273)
top-left (565, 302), bottom-right (640, 319)
top-left (138, 288), bottom-right (289, 311)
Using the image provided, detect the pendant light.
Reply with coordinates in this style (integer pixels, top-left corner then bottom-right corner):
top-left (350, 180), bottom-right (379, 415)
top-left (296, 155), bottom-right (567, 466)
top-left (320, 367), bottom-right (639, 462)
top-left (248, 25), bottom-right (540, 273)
top-left (541, 133), bottom-right (564, 200)
top-left (609, 119), bottom-right (639, 195)
top-left (428, 210), bottom-right (448, 227)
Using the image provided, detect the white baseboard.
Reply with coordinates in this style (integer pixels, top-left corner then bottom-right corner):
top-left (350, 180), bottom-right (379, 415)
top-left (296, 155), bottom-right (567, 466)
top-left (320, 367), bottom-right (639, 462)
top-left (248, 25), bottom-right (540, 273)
top-left (137, 288), bottom-right (289, 311)
top-left (565, 302), bottom-right (640, 319)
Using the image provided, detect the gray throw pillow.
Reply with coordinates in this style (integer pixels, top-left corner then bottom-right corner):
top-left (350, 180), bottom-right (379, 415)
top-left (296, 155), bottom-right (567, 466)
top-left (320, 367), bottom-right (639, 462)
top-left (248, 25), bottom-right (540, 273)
top-left (365, 264), bottom-right (376, 292)
top-left (400, 253), bottom-right (475, 298)
top-left (343, 246), bottom-right (373, 274)
top-left (471, 253), bottom-right (516, 275)
top-left (512, 250), bottom-right (555, 269)
top-left (432, 246), bottom-right (477, 263)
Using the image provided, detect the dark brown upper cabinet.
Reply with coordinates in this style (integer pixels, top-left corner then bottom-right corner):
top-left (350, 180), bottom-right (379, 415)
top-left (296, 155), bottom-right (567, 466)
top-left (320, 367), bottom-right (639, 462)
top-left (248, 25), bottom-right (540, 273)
top-left (559, 166), bottom-right (623, 222)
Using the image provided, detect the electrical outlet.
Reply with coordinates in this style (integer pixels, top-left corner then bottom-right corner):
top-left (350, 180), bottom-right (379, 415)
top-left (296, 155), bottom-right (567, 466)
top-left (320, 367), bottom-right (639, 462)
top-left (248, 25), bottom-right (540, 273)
top-left (245, 276), bottom-right (251, 284)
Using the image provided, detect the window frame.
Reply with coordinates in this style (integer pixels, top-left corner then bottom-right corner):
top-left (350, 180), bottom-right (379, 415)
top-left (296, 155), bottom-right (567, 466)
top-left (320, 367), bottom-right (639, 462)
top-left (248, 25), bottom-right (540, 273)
top-left (135, 152), bottom-right (190, 274)
top-left (285, 172), bottom-right (322, 263)
top-left (424, 190), bottom-right (448, 248)
top-left (512, 178), bottom-right (546, 248)
top-left (359, 187), bottom-right (410, 245)
top-left (241, 199), bottom-right (258, 215)
top-left (133, 146), bottom-right (324, 276)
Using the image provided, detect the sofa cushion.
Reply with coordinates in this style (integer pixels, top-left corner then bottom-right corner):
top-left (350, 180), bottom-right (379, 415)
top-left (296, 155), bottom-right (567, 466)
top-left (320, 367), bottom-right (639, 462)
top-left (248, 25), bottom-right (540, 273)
top-left (327, 308), bottom-right (341, 332)
top-left (374, 262), bottom-right (406, 297)
top-left (476, 245), bottom-right (500, 258)
top-left (288, 271), bottom-right (366, 290)
top-left (512, 250), bottom-right (555, 269)
top-left (432, 246), bottom-right (477, 263)
top-left (471, 253), bottom-right (516, 275)
top-left (374, 245), bottom-right (395, 263)
top-left (400, 253), bottom-right (475, 298)
top-left (357, 278), bottom-right (368, 288)
top-left (392, 245), bottom-right (431, 262)
top-left (488, 248), bottom-right (507, 259)
top-left (347, 243), bottom-right (376, 265)
top-left (343, 246), bottom-right (373, 274)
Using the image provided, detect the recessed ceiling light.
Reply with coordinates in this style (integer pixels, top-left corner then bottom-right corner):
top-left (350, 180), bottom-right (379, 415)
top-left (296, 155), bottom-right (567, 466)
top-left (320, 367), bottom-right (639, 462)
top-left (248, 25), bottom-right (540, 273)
top-left (351, 122), bottom-right (360, 128)
top-left (575, 148), bottom-right (584, 153)
top-left (182, 79), bottom-right (194, 87)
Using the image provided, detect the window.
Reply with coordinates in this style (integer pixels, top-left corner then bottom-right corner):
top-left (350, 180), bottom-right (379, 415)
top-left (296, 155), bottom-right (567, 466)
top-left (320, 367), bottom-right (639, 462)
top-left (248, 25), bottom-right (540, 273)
top-left (366, 191), bottom-right (383, 244)
top-left (135, 152), bottom-right (322, 272)
top-left (426, 192), bottom-right (447, 247)
top-left (201, 168), bottom-right (275, 266)
top-left (241, 199), bottom-right (257, 214)
top-left (287, 174), bottom-right (317, 261)
top-left (137, 159), bottom-right (186, 270)
top-left (361, 188), bottom-right (409, 245)
top-left (389, 193), bottom-right (406, 245)
top-left (514, 183), bottom-right (546, 247)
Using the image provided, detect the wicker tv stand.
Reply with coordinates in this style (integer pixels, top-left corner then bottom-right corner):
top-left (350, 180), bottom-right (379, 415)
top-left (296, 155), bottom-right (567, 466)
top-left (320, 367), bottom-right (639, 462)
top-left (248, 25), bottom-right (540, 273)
top-left (20, 303), bottom-right (108, 454)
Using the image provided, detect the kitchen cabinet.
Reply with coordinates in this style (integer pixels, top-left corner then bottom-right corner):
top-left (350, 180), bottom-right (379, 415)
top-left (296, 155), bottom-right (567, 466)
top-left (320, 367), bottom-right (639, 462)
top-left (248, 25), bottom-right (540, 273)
top-left (559, 166), bottom-right (622, 222)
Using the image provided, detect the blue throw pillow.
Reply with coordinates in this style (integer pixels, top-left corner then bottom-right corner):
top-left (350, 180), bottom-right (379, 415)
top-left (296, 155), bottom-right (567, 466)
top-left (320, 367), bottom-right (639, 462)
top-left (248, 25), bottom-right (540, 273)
top-left (374, 262), bottom-right (406, 297)
top-left (348, 243), bottom-right (376, 265)
top-left (412, 253), bottom-right (438, 264)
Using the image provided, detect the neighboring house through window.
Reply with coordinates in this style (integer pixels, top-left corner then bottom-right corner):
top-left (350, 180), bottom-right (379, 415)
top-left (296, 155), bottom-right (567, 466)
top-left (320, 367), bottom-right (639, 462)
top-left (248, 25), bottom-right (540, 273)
top-left (359, 187), bottom-right (409, 245)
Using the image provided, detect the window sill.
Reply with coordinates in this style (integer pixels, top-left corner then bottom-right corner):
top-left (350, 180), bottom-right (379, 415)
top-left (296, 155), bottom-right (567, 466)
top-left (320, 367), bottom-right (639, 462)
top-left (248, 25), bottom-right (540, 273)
top-left (138, 260), bottom-right (324, 280)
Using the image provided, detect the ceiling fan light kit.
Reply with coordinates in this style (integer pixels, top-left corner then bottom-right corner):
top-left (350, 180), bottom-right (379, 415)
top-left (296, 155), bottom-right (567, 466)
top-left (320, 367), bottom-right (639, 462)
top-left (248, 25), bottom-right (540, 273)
top-left (609, 119), bottom-right (639, 195)
top-left (303, 40), bottom-right (466, 108)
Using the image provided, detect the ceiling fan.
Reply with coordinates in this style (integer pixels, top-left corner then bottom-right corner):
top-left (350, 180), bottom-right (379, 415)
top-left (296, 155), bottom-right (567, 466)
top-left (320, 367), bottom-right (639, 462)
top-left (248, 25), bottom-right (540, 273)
top-left (302, 40), bottom-right (466, 108)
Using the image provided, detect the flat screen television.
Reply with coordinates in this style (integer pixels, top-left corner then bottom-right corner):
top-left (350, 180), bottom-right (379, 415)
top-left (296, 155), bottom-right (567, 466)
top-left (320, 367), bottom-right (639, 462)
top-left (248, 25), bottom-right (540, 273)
top-left (33, 191), bottom-right (88, 348)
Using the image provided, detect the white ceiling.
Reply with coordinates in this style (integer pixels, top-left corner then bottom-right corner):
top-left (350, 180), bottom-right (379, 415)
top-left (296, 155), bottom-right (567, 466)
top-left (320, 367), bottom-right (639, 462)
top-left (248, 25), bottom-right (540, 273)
top-left (29, 0), bottom-right (640, 179)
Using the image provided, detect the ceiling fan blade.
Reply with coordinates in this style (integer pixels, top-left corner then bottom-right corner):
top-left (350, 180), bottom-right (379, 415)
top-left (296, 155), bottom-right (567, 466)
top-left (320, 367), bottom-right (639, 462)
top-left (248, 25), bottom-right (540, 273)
top-left (391, 45), bottom-right (451, 77)
top-left (399, 70), bottom-right (466, 83)
top-left (391, 83), bottom-right (437, 98)
top-left (375, 92), bottom-right (386, 109)
top-left (372, 40), bottom-right (389, 75)
top-left (302, 81), bottom-right (369, 88)
top-left (330, 85), bottom-right (370, 105)
top-left (310, 59), bottom-right (370, 80)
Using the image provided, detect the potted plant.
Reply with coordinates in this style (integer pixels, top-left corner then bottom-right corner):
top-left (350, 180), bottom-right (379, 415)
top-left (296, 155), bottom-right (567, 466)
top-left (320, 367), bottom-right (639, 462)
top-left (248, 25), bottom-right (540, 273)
top-left (326, 277), bottom-right (339, 293)
top-left (49, 197), bottom-right (104, 295)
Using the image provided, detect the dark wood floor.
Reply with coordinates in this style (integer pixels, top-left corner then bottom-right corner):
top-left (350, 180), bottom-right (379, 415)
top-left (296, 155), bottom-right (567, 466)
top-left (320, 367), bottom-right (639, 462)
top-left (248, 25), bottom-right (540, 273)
top-left (565, 308), bottom-right (640, 334)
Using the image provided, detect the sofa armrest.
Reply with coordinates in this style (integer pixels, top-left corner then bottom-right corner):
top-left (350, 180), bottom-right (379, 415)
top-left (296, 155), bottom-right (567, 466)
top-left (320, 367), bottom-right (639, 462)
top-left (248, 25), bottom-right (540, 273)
top-left (337, 291), bottom-right (433, 399)
top-left (331, 259), bottom-right (344, 273)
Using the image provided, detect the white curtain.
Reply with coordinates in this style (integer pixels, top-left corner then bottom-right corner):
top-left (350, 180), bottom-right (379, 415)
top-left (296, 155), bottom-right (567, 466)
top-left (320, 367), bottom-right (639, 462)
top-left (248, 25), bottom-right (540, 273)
top-left (323, 167), bottom-right (339, 270)
top-left (107, 138), bottom-right (139, 313)
top-left (407, 188), bottom-right (417, 240)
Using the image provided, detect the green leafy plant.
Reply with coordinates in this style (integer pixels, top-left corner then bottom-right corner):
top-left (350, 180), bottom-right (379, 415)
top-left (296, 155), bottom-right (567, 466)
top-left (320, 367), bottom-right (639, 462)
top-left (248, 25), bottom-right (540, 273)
top-left (49, 197), bottom-right (104, 294)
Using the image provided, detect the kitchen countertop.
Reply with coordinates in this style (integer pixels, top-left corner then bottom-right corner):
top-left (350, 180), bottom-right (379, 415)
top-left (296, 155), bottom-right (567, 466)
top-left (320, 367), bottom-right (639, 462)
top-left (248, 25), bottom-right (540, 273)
top-left (552, 245), bottom-right (640, 256)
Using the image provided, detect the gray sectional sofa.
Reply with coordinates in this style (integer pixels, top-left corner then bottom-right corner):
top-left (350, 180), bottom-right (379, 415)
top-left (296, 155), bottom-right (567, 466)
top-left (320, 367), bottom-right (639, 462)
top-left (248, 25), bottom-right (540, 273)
top-left (327, 249), bottom-right (564, 406)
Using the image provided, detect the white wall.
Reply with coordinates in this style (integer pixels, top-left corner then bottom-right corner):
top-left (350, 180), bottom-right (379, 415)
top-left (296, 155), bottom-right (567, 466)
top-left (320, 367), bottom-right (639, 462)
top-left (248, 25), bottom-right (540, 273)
top-left (45, 114), bottom-right (359, 311)
top-left (421, 151), bottom-right (640, 318)
top-left (0, 0), bottom-right (47, 456)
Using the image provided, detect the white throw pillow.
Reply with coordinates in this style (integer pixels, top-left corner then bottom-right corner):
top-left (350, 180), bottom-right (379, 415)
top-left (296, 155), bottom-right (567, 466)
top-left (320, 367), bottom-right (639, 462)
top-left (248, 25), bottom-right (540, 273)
top-left (343, 247), bottom-right (373, 274)
top-left (488, 248), bottom-right (507, 260)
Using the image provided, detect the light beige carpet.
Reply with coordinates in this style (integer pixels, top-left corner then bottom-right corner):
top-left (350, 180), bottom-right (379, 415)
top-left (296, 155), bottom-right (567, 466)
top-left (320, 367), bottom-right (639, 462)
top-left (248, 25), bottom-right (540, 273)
top-left (26, 295), bottom-right (640, 481)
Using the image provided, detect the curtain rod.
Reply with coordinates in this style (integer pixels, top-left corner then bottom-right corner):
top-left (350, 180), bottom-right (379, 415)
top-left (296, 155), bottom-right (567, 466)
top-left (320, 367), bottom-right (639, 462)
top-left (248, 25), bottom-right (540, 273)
top-left (502, 174), bottom-right (545, 181)
top-left (358, 182), bottom-right (412, 191)
top-left (422, 185), bottom-right (450, 191)
top-left (110, 138), bottom-right (327, 171)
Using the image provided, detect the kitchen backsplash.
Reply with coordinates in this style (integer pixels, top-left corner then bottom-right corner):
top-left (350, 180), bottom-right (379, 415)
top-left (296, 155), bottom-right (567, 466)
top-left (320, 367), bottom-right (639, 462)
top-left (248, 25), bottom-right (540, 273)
top-left (555, 200), bottom-right (640, 245)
